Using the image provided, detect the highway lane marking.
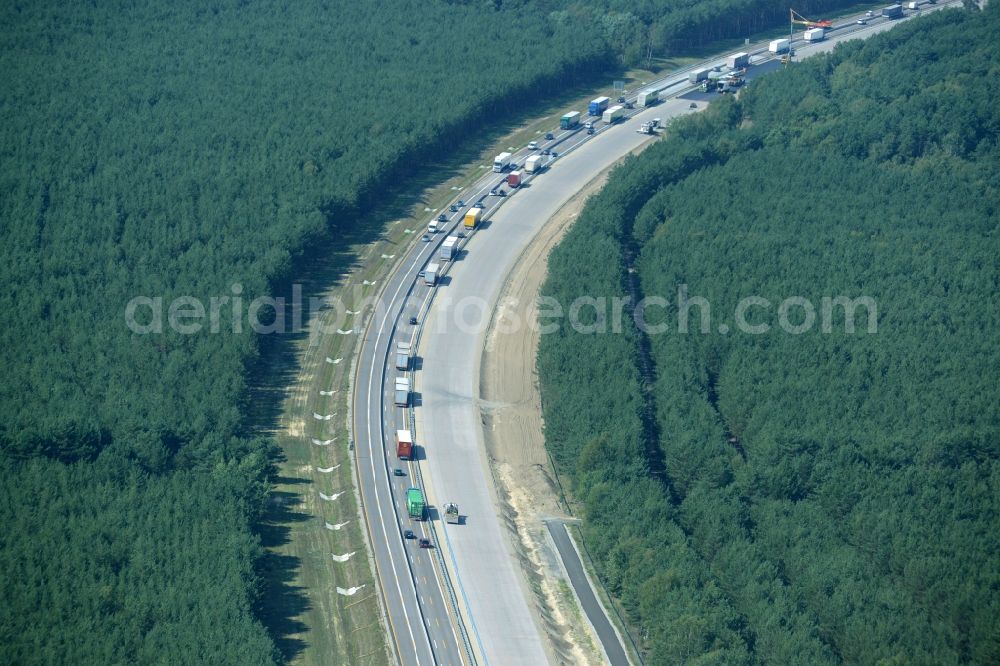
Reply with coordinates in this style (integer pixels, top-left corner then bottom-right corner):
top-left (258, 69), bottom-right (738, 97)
top-left (365, 279), bottom-right (431, 664)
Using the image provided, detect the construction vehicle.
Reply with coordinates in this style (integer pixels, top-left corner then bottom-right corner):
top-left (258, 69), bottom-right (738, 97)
top-left (444, 503), bottom-right (460, 524)
top-left (406, 488), bottom-right (425, 520)
top-left (790, 9), bottom-right (833, 29)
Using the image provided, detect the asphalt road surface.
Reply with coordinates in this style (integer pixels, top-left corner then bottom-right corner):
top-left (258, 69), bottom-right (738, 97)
top-left (547, 522), bottom-right (630, 666)
top-left (349, 4), bottom-right (959, 664)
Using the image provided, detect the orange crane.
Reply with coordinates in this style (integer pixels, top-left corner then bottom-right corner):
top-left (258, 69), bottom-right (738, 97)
top-left (790, 8), bottom-right (833, 28)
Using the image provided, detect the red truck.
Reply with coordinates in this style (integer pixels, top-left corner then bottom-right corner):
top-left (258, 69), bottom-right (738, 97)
top-left (396, 430), bottom-right (413, 460)
top-left (507, 170), bottom-right (521, 188)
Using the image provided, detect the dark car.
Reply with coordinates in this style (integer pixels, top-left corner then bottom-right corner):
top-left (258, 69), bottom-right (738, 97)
top-left (457, 199), bottom-right (465, 207)
top-left (437, 213), bottom-right (447, 222)
top-left (474, 202), bottom-right (484, 209)
top-left (393, 468), bottom-right (405, 476)
top-left (550, 151), bottom-right (558, 158)
top-left (541, 149), bottom-right (550, 156)
top-left (689, 102), bottom-right (698, 109)
top-left (624, 101), bottom-right (634, 109)
top-left (497, 189), bottom-right (506, 197)
top-left (418, 538), bottom-right (432, 549)
top-left (404, 529), bottom-right (415, 539)
top-left (544, 132), bottom-right (554, 140)
top-left (587, 128), bottom-right (595, 135)
top-left (617, 95), bottom-right (626, 103)
top-left (455, 231), bottom-right (465, 238)
top-left (449, 204), bottom-right (459, 212)
top-left (409, 315), bottom-right (418, 325)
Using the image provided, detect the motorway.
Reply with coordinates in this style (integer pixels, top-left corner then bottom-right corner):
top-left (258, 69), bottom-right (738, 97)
top-left (348, 4), bottom-right (958, 665)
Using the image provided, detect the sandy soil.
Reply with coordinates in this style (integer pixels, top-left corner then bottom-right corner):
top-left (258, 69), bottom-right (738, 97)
top-left (479, 171), bottom-right (611, 666)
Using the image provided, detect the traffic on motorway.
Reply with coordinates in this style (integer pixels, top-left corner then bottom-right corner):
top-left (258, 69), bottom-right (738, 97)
top-left (348, 4), bottom-right (950, 665)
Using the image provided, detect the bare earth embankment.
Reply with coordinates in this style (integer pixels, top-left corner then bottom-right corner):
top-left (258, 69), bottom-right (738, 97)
top-left (479, 170), bottom-right (611, 666)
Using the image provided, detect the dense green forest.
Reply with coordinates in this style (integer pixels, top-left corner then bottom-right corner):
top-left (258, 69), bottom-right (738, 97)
top-left (1, 0), bottom-right (606, 660)
top-left (544, 0), bottom-right (866, 64)
top-left (0, 0), bottom-right (940, 661)
top-left (539, 5), bottom-right (999, 664)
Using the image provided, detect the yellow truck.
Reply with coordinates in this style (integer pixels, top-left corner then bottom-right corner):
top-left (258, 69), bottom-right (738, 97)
top-left (464, 207), bottom-right (482, 229)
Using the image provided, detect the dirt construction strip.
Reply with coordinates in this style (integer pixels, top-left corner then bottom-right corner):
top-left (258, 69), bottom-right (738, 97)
top-left (479, 167), bottom-right (618, 666)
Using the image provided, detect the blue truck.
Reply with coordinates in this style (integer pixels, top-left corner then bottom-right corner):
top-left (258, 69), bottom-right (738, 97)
top-left (588, 96), bottom-right (610, 116)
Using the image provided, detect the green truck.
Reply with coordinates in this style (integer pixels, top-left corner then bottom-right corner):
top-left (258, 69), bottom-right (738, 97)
top-left (406, 488), bottom-right (425, 520)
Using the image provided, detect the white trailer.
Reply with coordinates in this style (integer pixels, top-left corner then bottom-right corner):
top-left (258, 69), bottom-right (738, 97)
top-left (726, 52), bottom-right (750, 69)
top-left (637, 89), bottom-right (660, 107)
top-left (439, 237), bottom-right (458, 261)
top-left (424, 262), bottom-right (439, 286)
top-left (804, 28), bottom-right (825, 42)
top-left (768, 38), bottom-right (790, 54)
top-left (524, 155), bottom-right (543, 174)
top-left (492, 152), bottom-right (512, 172)
top-left (601, 105), bottom-right (625, 124)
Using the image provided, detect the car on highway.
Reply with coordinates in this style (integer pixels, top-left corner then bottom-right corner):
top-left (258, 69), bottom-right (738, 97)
top-left (866, 9), bottom-right (874, 16)
top-left (496, 189), bottom-right (506, 197)
top-left (541, 148), bottom-right (550, 156)
top-left (617, 95), bottom-right (626, 103)
top-left (624, 101), bottom-right (634, 109)
top-left (393, 468), bottom-right (405, 476)
top-left (544, 132), bottom-right (554, 140)
top-left (457, 199), bottom-right (465, 207)
top-left (550, 151), bottom-right (558, 158)
top-left (857, 18), bottom-right (867, 24)
top-left (409, 315), bottom-right (418, 325)
top-left (404, 529), bottom-right (415, 540)
top-left (690, 102), bottom-right (698, 109)
top-left (437, 213), bottom-right (447, 222)
top-left (587, 128), bottom-right (594, 134)
top-left (418, 538), bottom-right (432, 549)
top-left (450, 204), bottom-right (459, 212)
top-left (527, 141), bottom-right (538, 150)
top-left (455, 231), bottom-right (465, 238)
top-left (421, 234), bottom-right (431, 242)
top-left (473, 202), bottom-right (484, 209)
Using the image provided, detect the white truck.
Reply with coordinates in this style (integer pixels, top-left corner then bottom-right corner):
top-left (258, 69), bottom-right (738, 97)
top-left (726, 52), bottom-right (750, 69)
top-left (601, 105), bottom-right (625, 124)
top-left (394, 377), bottom-right (410, 407)
top-left (424, 262), bottom-right (439, 286)
top-left (637, 89), bottom-right (660, 107)
top-left (804, 28), bottom-right (825, 42)
top-left (524, 154), bottom-right (543, 174)
top-left (769, 38), bottom-right (791, 54)
top-left (395, 342), bottom-right (411, 371)
top-left (492, 152), bottom-right (512, 172)
top-left (439, 237), bottom-right (458, 261)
